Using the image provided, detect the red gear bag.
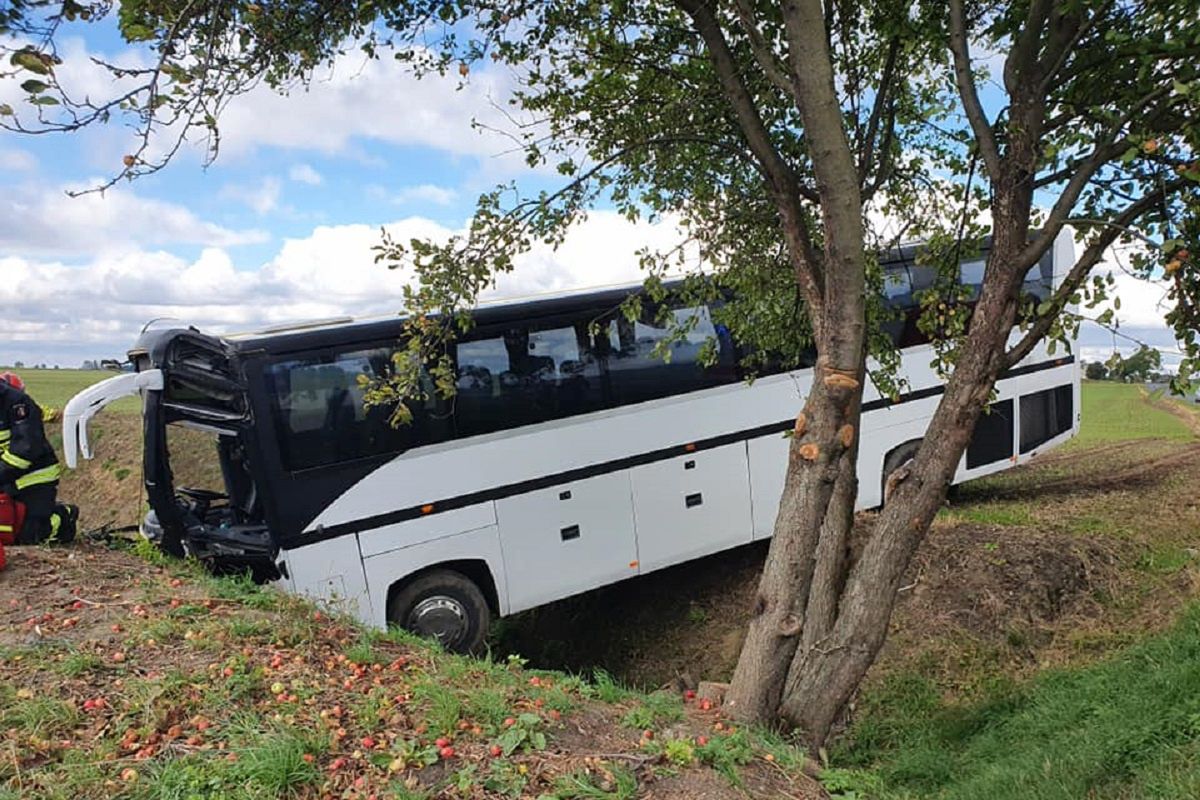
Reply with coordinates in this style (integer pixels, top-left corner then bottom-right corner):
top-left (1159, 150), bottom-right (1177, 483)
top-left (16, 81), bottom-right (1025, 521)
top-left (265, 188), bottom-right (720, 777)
top-left (0, 492), bottom-right (26, 547)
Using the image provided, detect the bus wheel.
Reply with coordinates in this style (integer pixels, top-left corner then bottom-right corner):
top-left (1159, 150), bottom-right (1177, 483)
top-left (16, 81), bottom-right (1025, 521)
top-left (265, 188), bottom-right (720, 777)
top-left (389, 570), bottom-right (490, 655)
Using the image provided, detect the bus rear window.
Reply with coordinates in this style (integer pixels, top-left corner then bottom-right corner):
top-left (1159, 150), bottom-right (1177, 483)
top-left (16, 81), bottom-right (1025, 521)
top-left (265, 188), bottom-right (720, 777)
top-left (265, 348), bottom-right (450, 471)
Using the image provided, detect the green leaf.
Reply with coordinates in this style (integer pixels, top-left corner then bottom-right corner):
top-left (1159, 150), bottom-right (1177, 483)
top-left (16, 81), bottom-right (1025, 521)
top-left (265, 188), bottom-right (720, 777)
top-left (0, 104), bottom-right (13, 116)
top-left (11, 51), bottom-right (51, 75)
top-left (30, 96), bottom-right (60, 106)
top-left (496, 727), bottom-right (527, 756)
top-left (20, 79), bottom-right (48, 94)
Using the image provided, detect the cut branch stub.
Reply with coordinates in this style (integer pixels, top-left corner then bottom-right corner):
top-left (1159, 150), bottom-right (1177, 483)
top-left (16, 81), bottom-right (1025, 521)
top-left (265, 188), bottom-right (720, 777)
top-left (793, 412), bottom-right (808, 437)
top-left (798, 442), bottom-right (820, 461)
top-left (838, 424), bottom-right (855, 448)
top-left (822, 371), bottom-right (860, 391)
top-left (779, 613), bottom-right (803, 636)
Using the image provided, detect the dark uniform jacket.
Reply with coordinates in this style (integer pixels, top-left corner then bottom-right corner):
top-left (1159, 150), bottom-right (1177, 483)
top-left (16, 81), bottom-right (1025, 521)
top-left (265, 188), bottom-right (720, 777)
top-left (0, 383), bottom-right (62, 493)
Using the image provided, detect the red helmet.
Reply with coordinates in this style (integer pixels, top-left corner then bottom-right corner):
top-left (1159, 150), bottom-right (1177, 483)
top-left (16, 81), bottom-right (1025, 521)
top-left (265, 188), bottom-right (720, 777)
top-left (0, 372), bottom-right (24, 391)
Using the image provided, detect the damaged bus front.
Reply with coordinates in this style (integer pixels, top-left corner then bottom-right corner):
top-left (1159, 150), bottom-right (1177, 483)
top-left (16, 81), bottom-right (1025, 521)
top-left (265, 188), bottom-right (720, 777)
top-left (63, 328), bottom-right (277, 580)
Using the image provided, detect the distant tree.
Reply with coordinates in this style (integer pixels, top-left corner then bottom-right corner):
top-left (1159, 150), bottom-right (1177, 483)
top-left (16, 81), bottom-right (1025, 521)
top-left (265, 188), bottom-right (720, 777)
top-left (1085, 361), bottom-right (1109, 381)
top-left (1116, 346), bottom-right (1164, 383)
top-left (13, 362), bottom-right (23, 369)
top-left (80, 360), bottom-right (98, 370)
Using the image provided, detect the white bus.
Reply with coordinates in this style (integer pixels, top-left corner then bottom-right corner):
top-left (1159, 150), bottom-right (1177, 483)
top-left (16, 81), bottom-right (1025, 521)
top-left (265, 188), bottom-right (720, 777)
top-left (63, 233), bottom-right (1080, 652)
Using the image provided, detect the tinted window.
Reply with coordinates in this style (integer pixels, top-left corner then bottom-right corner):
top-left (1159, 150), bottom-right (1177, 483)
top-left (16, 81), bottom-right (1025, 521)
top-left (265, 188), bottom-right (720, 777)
top-left (454, 319), bottom-right (608, 437)
top-left (1020, 384), bottom-right (1073, 453)
top-left (606, 305), bottom-right (736, 405)
top-left (960, 259), bottom-right (986, 300)
top-left (967, 398), bottom-right (1014, 468)
top-left (881, 263), bottom-right (930, 349)
top-left (266, 347), bottom-right (450, 471)
top-left (1022, 256), bottom-right (1054, 304)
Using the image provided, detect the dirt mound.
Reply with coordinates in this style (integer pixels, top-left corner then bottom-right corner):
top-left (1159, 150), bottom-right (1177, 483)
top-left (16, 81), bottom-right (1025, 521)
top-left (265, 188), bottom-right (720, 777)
top-left (896, 524), bottom-right (1124, 638)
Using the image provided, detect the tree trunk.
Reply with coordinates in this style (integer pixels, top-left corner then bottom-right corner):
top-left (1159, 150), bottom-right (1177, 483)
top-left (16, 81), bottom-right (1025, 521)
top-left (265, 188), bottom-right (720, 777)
top-left (724, 366), bottom-right (863, 722)
top-left (776, 222), bottom-right (1035, 746)
top-left (725, 0), bottom-right (869, 727)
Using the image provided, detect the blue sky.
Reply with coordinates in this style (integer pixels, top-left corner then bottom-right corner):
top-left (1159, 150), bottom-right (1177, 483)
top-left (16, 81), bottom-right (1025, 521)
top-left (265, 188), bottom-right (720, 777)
top-left (0, 12), bottom-right (1183, 369)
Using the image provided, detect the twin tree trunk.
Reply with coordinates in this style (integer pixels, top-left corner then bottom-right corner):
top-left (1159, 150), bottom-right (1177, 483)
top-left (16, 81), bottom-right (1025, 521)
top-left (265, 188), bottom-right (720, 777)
top-left (679, 0), bottom-right (1056, 752)
top-left (725, 232), bottom-right (1032, 750)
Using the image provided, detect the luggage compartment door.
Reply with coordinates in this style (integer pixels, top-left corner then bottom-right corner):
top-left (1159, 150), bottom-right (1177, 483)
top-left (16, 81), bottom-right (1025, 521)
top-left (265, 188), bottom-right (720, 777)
top-left (496, 472), bottom-right (639, 613)
top-left (631, 442), bottom-right (753, 573)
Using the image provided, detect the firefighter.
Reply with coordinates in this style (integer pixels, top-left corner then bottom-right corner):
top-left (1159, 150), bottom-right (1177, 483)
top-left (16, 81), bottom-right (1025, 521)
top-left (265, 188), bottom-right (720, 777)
top-left (0, 372), bottom-right (74, 544)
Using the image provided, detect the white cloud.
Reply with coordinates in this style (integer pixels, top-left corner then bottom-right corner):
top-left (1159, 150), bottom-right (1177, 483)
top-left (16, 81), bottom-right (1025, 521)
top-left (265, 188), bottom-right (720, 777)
top-left (0, 147), bottom-right (37, 172)
top-left (1, 37), bottom-right (538, 181)
top-left (391, 184), bottom-right (458, 206)
top-left (0, 179), bottom-right (268, 257)
top-left (288, 164), bottom-right (323, 185)
top-left (0, 211), bottom-right (682, 366)
top-left (214, 49), bottom-right (537, 172)
top-left (220, 177), bottom-right (283, 215)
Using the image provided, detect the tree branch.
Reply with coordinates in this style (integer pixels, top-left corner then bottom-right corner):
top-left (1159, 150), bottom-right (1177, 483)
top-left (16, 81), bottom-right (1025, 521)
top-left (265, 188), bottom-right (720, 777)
top-left (777, 0), bottom-right (867, 358)
top-left (731, 0), bottom-right (794, 96)
top-left (1037, 2), bottom-right (1110, 92)
top-left (948, 0), bottom-right (1001, 180)
top-left (1017, 86), bottom-right (1178, 271)
top-left (1005, 0), bottom-right (1050, 92)
top-left (858, 36), bottom-right (900, 188)
top-left (676, 0), bottom-right (826, 325)
top-left (1003, 177), bottom-right (1188, 368)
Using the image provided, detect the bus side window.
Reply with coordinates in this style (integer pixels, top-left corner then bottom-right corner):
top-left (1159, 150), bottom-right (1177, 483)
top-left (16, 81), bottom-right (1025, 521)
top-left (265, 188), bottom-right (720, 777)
top-left (1021, 255), bottom-right (1054, 304)
top-left (606, 304), bottom-right (731, 405)
top-left (265, 347), bottom-right (450, 471)
top-left (454, 321), bottom-right (607, 437)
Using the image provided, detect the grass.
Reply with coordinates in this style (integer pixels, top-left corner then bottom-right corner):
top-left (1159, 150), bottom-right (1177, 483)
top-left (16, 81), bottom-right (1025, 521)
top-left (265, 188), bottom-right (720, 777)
top-left (829, 605), bottom-right (1200, 799)
top-left (16, 368), bottom-right (141, 413)
top-left (1071, 381), bottom-right (1194, 445)
top-left (937, 501), bottom-right (1034, 527)
top-left (822, 381), bottom-right (1200, 799)
top-left (8, 369), bottom-right (1198, 797)
top-left (0, 536), bottom-right (816, 798)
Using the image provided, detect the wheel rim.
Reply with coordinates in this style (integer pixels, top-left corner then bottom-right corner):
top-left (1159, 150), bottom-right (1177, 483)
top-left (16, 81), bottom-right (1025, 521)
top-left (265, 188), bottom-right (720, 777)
top-left (407, 595), bottom-right (469, 648)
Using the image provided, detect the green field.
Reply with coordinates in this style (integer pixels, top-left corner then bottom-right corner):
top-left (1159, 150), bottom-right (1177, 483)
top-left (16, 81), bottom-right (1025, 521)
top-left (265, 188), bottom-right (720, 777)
top-left (1073, 380), bottom-right (1195, 445)
top-left (16, 368), bottom-right (140, 413)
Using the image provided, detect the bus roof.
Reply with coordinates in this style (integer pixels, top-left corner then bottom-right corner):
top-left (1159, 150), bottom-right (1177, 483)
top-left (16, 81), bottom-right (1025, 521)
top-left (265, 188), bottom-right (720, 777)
top-left (219, 277), bottom-right (665, 355)
top-left (209, 237), bottom-right (998, 356)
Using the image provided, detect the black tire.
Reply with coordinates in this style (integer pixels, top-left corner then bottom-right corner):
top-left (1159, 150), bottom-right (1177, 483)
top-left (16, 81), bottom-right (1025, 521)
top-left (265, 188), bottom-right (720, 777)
top-left (881, 441), bottom-right (921, 505)
top-left (388, 569), bottom-right (491, 655)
